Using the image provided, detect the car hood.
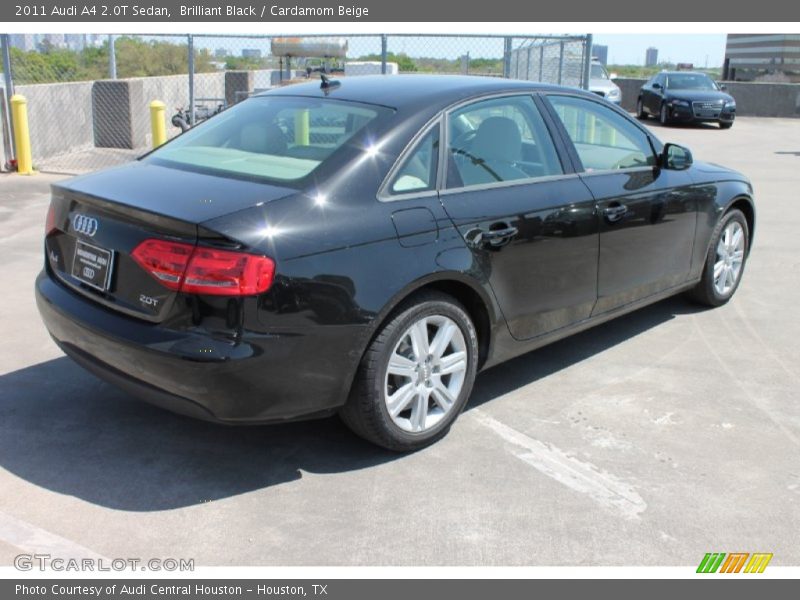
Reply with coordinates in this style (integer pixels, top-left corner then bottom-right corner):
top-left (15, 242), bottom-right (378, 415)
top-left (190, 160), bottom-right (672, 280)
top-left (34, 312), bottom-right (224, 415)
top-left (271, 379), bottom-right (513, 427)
top-left (692, 160), bottom-right (750, 183)
top-left (56, 160), bottom-right (296, 225)
top-left (666, 89), bottom-right (734, 103)
top-left (590, 79), bottom-right (620, 93)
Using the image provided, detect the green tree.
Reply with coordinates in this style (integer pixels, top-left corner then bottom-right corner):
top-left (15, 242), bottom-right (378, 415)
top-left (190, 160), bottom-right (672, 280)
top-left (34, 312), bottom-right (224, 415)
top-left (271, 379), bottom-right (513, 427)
top-left (357, 51), bottom-right (418, 72)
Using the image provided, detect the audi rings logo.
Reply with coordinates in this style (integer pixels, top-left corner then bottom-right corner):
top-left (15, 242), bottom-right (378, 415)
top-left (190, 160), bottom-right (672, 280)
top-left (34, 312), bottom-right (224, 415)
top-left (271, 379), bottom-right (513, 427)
top-left (72, 214), bottom-right (99, 237)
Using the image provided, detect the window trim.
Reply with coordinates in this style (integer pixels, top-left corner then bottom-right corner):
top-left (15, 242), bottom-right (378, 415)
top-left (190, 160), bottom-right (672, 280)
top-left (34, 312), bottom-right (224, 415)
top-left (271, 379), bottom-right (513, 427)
top-left (438, 171), bottom-right (582, 197)
top-left (441, 92), bottom-right (571, 194)
top-left (540, 91), bottom-right (662, 176)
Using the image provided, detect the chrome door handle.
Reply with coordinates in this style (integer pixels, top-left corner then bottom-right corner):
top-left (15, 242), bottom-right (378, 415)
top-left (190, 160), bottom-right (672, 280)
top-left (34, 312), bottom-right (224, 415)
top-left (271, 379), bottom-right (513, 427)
top-left (603, 204), bottom-right (628, 223)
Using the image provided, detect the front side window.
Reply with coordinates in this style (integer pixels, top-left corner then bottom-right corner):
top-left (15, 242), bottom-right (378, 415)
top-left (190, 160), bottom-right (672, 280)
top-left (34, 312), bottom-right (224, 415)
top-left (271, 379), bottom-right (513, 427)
top-left (547, 95), bottom-right (656, 172)
top-left (146, 96), bottom-right (390, 184)
top-left (446, 95), bottom-right (563, 189)
top-left (388, 126), bottom-right (440, 195)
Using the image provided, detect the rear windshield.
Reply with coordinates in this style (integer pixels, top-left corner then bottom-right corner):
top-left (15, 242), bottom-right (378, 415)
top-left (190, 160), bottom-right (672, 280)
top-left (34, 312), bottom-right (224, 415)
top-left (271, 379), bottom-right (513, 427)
top-left (146, 96), bottom-right (390, 183)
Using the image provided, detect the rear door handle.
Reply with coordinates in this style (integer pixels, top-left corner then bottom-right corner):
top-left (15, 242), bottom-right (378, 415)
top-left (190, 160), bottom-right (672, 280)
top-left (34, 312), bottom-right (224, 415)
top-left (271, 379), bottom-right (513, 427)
top-left (465, 224), bottom-right (519, 249)
top-left (603, 204), bottom-right (628, 223)
top-left (481, 226), bottom-right (518, 241)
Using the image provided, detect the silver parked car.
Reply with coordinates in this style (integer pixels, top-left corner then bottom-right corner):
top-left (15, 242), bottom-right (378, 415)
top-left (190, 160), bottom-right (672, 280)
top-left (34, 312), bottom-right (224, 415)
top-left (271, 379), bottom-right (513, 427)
top-left (589, 60), bottom-right (622, 104)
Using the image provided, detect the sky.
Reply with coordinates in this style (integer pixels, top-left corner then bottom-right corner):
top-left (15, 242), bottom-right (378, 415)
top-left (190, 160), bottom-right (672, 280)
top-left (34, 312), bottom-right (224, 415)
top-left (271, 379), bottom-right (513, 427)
top-left (334, 34), bottom-right (729, 67)
top-left (592, 34), bottom-right (727, 67)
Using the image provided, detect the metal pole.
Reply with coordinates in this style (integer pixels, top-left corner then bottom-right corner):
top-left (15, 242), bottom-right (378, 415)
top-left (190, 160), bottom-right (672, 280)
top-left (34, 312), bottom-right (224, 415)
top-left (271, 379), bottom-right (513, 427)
top-left (558, 41), bottom-right (565, 85)
top-left (582, 34), bottom-right (593, 90)
top-left (380, 35), bottom-right (387, 74)
top-left (108, 35), bottom-right (117, 79)
top-left (503, 37), bottom-right (512, 78)
top-left (187, 34), bottom-right (195, 126)
top-left (525, 45), bottom-right (531, 80)
top-left (1, 34), bottom-right (15, 163)
top-left (539, 46), bottom-right (544, 82)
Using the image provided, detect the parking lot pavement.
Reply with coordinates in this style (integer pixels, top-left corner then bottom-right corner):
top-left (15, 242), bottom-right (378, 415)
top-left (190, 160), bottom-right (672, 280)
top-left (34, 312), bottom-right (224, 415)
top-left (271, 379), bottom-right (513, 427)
top-left (1, 117), bottom-right (799, 567)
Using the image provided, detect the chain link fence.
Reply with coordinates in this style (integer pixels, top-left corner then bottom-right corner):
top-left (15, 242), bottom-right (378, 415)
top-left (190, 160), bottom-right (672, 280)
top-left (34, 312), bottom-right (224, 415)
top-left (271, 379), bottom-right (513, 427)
top-left (1, 33), bottom-right (591, 175)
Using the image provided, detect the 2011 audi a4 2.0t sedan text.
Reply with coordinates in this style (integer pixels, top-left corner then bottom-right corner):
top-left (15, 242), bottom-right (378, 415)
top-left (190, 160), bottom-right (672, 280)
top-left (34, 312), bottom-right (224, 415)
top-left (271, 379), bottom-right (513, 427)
top-left (36, 75), bottom-right (755, 451)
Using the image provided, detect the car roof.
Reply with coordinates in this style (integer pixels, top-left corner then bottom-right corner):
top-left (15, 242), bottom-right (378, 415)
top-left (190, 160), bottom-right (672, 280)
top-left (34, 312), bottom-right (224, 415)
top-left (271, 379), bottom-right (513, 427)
top-left (257, 74), bottom-right (581, 111)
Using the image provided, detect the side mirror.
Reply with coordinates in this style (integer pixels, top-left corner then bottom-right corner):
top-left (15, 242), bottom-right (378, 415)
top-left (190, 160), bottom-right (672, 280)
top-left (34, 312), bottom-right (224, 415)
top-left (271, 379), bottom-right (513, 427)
top-left (609, 72), bottom-right (619, 79)
top-left (652, 82), bottom-right (662, 90)
top-left (661, 143), bottom-right (693, 170)
top-left (719, 83), bottom-right (728, 91)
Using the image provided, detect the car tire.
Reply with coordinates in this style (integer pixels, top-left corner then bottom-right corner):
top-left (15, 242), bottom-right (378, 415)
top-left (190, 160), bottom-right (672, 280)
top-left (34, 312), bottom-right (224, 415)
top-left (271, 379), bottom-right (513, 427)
top-left (339, 291), bottom-right (479, 451)
top-left (636, 98), bottom-right (648, 119)
top-left (687, 209), bottom-right (749, 307)
top-left (659, 103), bottom-right (670, 126)
top-left (720, 121), bottom-right (733, 129)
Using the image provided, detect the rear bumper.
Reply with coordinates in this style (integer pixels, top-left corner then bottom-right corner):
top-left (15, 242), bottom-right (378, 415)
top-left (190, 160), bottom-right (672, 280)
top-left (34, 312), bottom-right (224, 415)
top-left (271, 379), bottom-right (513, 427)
top-left (35, 270), bottom-right (365, 424)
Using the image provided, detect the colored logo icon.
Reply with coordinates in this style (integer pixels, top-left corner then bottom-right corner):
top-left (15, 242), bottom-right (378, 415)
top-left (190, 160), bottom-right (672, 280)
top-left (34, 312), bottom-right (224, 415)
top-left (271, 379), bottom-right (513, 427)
top-left (697, 552), bottom-right (773, 573)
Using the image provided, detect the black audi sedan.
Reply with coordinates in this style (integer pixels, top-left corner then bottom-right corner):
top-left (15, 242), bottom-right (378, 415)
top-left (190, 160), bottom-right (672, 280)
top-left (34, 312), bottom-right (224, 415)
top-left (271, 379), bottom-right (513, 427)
top-left (636, 71), bottom-right (736, 128)
top-left (36, 75), bottom-right (754, 451)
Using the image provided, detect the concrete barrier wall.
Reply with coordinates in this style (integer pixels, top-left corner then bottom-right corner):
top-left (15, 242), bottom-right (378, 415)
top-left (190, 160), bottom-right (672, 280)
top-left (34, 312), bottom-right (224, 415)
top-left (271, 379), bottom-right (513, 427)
top-left (613, 77), bottom-right (800, 118)
top-left (722, 81), bottom-right (800, 117)
top-left (17, 80), bottom-right (95, 162)
top-left (612, 78), bottom-right (647, 112)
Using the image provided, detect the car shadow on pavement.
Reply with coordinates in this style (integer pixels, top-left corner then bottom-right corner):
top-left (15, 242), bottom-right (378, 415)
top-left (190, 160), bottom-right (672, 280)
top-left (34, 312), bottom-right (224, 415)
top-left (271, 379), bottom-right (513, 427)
top-left (465, 296), bottom-right (705, 410)
top-left (642, 120), bottom-right (721, 131)
top-left (0, 296), bottom-right (705, 512)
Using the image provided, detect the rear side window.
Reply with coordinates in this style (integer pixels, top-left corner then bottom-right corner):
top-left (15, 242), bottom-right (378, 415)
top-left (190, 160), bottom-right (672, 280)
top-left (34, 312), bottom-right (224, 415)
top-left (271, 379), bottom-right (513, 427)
top-left (147, 97), bottom-right (390, 184)
top-left (388, 126), bottom-right (440, 195)
top-left (547, 95), bottom-right (656, 171)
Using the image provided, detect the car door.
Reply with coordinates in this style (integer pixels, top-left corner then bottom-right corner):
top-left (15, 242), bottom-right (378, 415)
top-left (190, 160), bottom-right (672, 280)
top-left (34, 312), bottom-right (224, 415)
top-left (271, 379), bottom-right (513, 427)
top-left (543, 93), bottom-right (698, 315)
top-left (438, 94), bottom-right (599, 341)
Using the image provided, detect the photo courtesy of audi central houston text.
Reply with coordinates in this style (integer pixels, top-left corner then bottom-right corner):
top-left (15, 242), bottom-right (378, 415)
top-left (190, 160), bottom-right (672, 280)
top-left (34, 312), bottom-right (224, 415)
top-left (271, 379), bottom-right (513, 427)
top-left (35, 74), bottom-right (755, 451)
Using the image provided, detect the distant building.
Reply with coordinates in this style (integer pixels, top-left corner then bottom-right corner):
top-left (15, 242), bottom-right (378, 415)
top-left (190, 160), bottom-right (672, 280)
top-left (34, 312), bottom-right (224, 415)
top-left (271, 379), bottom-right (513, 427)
top-left (41, 34), bottom-right (66, 49)
top-left (215, 48), bottom-right (228, 58)
top-left (241, 49), bottom-right (262, 59)
top-left (64, 34), bottom-right (86, 52)
top-left (723, 34), bottom-right (800, 82)
top-left (645, 47), bottom-right (659, 67)
top-left (9, 34), bottom-right (38, 51)
top-left (593, 44), bottom-right (608, 66)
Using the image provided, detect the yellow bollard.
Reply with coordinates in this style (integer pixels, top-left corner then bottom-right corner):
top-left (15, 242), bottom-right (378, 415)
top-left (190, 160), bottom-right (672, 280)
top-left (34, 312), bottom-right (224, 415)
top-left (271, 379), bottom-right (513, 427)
top-left (294, 108), bottom-right (309, 146)
top-left (10, 95), bottom-right (33, 175)
top-left (149, 100), bottom-right (167, 148)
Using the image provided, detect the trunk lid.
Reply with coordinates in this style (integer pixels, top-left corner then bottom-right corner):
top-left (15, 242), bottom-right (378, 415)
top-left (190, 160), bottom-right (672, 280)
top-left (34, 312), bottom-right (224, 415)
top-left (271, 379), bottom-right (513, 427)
top-left (46, 161), bottom-right (294, 322)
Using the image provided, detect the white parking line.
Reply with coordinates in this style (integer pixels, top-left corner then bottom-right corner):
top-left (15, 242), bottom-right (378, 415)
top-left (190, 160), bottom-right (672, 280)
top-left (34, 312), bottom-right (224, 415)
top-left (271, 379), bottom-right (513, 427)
top-left (0, 510), bottom-right (105, 560)
top-left (471, 409), bottom-right (647, 520)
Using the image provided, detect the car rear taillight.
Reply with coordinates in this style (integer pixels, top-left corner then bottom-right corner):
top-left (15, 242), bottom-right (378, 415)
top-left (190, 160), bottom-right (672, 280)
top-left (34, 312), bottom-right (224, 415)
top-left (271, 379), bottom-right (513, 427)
top-left (131, 239), bottom-right (275, 296)
top-left (130, 239), bottom-right (193, 291)
top-left (181, 247), bottom-right (275, 295)
top-left (45, 203), bottom-right (57, 235)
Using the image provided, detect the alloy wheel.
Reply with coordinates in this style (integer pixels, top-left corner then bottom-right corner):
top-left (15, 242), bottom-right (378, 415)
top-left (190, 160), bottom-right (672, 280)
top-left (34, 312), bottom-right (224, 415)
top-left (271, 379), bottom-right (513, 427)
top-left (713, 221), bottom-right (745, 296)
top-left (384, 315), bottom-right (468, 433)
